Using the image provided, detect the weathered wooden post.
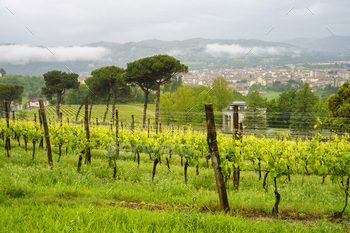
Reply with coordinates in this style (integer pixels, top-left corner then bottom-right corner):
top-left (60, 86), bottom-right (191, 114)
top-left (84, 99), bottom-right (91, 164)
top-left (114, 110), bottom-right (119, 177)
top-left (5, 102), bottom-right (10, 157)
top-left (39, 100), bottom-right (53, 169)
top-left (205, 103), bottom-right (230, 212)
top-left (233, 104), bottom-right (240, 190)
top-left (38, 109), bottom-right (44, 149)
top-left (131, 115), bottom-right (134, 133)
top-left (148, 118), bottom-right (150, 138)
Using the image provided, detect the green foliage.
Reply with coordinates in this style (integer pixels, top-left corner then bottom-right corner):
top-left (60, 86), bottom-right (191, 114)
top-left (0, 83), bottom-right (24, 104)
top-left (163, 77), bottom-right (182, 93)
top-left (0, 74), bottom-right (44, 98)
top-left (128, 55), bottom-right (188, 130)
top-left (210, 77), bottom-right (233, 111)
top-left (275, 90), bottom-right (297, 128)
top-left (173, 86), bottom-right (195, 124)
top-left (243, 90), bottom-right (267, 131)
top-left (64, 84), bottom-right (92, 105)
top-left (266, 98), bottom-right (280, 128)
top-left (316, 84), bottom-right (339, 98)
top-left (0, 83), bottom-right (24, 114)
top-left (315, 97), bottom-right (329, 121)
top-left (41, 70), bottom-right (79, 100)
top-left (91, 66), bottom-right (133, 119)
top-left (267, 79), bottom-right (303, 92)
top-left (327, 82), bottom-right (350, 133)
top-left (41, 70), bottom-right (79, 121)
top-left (132, 87), bottom-right (156, 104)
top-left (159, 92), bottom-right (175, 125)
top-left (0, 68), bottom-right (6, 76)
top-left (290, 83), bottom-right (318, 135)
top-left (18, 110), bottom-right (28, 119)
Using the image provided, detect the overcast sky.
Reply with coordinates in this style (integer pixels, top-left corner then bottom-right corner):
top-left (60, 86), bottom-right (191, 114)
top-left (1, 0), bottom-right (349, 46)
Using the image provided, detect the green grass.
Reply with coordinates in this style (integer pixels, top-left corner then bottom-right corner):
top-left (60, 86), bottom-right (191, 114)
top-left (0, 140), bottom-right (349, 232)
top-left (262, 90), bottom-right (282, 99)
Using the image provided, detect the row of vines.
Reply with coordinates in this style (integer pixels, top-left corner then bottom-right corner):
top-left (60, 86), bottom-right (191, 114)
top-left (1, 118), bottom-right (350, 217)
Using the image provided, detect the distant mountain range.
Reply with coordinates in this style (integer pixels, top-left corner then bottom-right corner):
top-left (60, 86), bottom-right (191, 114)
top-left (284, 36), bottom-right (350, 53)
top-left (1, 36), bottom-right (349, 76)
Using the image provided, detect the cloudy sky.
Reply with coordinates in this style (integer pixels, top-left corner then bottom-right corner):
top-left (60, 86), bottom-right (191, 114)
top-left (1, 0), bottom-right (349, 46)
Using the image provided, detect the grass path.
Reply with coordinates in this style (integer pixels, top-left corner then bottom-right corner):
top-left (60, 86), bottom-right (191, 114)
top-left (131, 106), bottom-right (155, 117)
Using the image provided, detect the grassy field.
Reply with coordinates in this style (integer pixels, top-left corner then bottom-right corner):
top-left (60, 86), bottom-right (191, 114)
top-left (0, 138), bottom-right (349, 232)
top-left (261, 90), bottom-right (282, 99)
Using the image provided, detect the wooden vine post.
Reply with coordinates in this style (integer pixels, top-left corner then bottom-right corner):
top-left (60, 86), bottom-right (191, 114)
top-left (84, 99), bottom-right (91, 164)
top-left (38, 109), bottom-right (44, 149)
top-left (205, 103), bottom-right (230, 212)
top-left (114, 110), bottom-right (119, 178)
top-left (39, 100), bottom-right (53, 169)
top-left (131, 115), bottom-right (134, 133)
top-left (5, 102), bottom-right (10, 157)
top-left (233, 104), bottom-right (240, 190)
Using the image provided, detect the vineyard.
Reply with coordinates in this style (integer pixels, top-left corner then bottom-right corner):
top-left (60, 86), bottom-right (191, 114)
top-left (1, 113), bottom-right (350, 232)
top-left (23, 104), bottom-right (157, 126)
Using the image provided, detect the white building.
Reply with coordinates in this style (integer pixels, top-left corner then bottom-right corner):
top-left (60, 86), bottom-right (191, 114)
top-left (222, 101), bottom-right (247, 132)
top-left (27, 98), bottom-right (50, 108)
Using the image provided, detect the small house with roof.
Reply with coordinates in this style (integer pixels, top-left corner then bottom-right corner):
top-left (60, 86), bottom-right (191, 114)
top-left (27, 98), bottom-right (50, 108)
top-left (222, 101), bottom-right (247, 132)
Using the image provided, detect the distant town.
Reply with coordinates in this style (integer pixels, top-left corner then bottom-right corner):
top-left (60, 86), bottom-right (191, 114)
top-left (180, 63), bottom-right (350, 96)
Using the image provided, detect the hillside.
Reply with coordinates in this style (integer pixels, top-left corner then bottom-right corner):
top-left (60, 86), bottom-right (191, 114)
top-left (1, 38), bottom-right (349, 76)
top-left (284, 36), bottom-right (350, 53)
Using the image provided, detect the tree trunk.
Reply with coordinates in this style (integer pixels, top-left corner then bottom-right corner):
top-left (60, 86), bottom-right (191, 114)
top-left (143, 91), bottom-right (149, 128)
top-left (103, 93), bottom-right (111, 123)
top-left (76, 96), bottom-right (88, 122)
top-left (154, 84), bottom-right (161, 134)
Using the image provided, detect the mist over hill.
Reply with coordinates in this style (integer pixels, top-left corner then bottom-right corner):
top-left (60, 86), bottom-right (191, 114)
top-left (1, 37), bottom-right (349, 76)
